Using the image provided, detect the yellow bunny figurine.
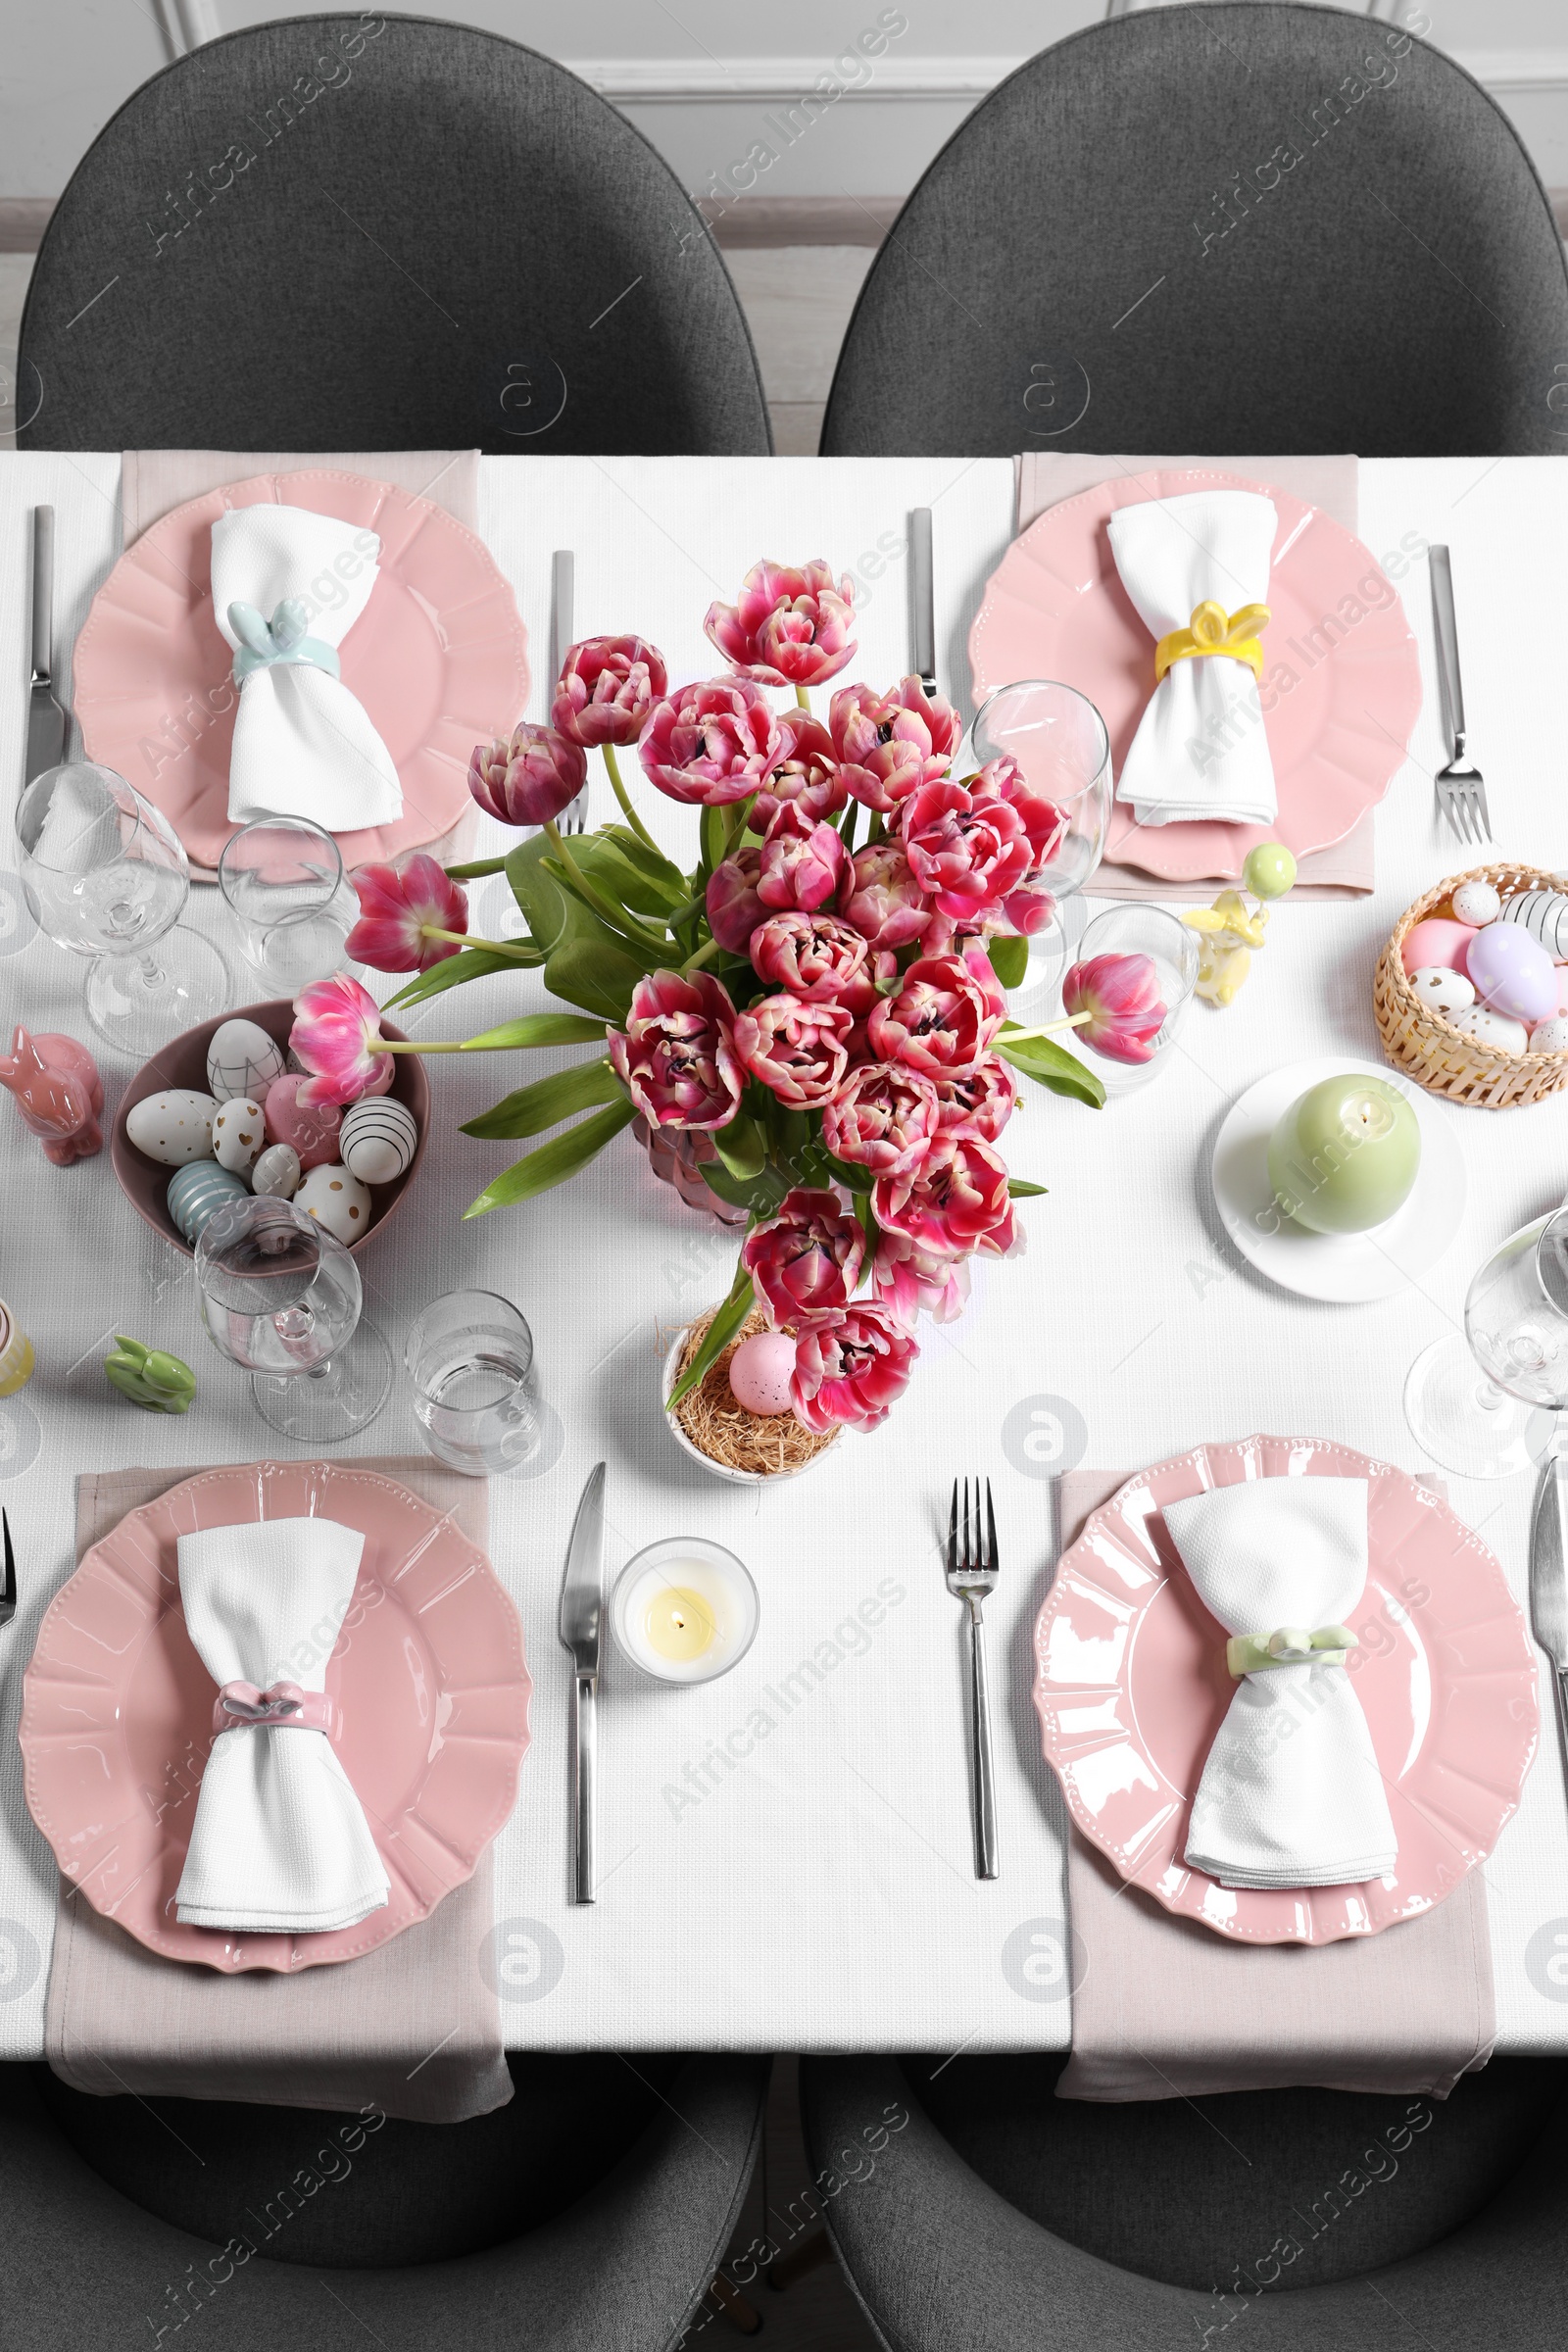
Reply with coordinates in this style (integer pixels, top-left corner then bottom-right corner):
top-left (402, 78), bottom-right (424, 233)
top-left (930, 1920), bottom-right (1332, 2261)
top-left (1183, 847), bottom-right (1296, 1008)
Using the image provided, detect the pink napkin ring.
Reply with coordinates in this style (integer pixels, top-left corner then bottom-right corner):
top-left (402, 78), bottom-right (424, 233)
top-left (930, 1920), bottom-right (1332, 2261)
top-left (213, 1680), bottom-right (336, 1737)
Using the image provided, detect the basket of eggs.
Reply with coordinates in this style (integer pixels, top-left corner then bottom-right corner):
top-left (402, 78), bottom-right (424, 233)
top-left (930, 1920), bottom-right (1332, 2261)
top-left (1373, 864), bottom-right (1568, 1107)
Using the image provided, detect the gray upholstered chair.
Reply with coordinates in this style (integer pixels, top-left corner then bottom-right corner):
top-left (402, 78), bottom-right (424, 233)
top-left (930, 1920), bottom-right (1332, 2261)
top-left (820, 3), bottom-right (1568, 458)
top-left (2, 2052), bottom-right (767, 2349)
top-left (19, 12), bottom-right (770, 455)
top-left (800, 2051), bottom-right (1568, 2347)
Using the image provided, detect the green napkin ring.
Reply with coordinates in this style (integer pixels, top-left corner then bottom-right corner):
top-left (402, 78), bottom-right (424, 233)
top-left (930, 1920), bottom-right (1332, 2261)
top-left (1226, 1624), bottom-right (1355, 1677)
top-left (228, 598), bottom-right (342, 685)
top-left (104, 1336), bottom-right (196, 1414)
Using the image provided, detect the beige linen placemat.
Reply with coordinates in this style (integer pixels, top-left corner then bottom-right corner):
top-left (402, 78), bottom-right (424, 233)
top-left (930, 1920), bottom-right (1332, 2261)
top-left (1013, 452), bottom-right (1376, 900)
top-left (1054, 1467), bottom-right (1495, 2103)
top-left (121, 449), bottom-right (479, 540)
top-left (45, 1456), bottom-right (514, 2123)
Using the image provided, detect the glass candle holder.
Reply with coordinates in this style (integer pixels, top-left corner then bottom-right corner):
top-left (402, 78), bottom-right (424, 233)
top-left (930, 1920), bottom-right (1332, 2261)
top-left (1061, 904), bottom-right (1200, 1097)
top-left (610, 1537), bottom-right (760, 1686)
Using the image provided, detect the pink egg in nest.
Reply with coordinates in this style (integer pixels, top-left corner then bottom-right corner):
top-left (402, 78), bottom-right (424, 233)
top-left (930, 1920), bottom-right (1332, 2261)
top-left (728, 1330), bottom-right (797, 1418)
top-left (1401, 917), bottom-right (1477, 978)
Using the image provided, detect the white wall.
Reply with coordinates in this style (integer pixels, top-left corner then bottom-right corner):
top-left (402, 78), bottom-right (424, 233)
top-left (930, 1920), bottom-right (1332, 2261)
top-left (2, 0), bottom-right (1565, 201)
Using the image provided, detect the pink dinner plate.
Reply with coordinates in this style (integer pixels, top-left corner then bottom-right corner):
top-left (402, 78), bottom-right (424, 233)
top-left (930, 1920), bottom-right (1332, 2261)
top-left (73, 469), bottom-right (529, 876)
top-left (20, 1459), bottom-right (531, 1972)
top-left (1034, 1435), bottom-right (1538, 1944)
top-left (967, 469), bottom-right (1422, 882)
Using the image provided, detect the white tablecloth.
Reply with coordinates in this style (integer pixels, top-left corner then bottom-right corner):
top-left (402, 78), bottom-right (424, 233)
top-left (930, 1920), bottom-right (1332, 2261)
top-left (0, 451), bottom-right (1566, 2059)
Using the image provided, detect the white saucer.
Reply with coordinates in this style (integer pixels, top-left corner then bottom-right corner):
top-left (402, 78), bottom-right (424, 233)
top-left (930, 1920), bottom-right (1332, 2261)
top-left (1211, 1055), bottom-right (1467, 1303)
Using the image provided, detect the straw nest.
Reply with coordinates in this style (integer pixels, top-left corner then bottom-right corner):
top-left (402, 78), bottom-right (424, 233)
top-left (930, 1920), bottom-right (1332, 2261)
top-left (666, 1304), bottom-right (838, 1478)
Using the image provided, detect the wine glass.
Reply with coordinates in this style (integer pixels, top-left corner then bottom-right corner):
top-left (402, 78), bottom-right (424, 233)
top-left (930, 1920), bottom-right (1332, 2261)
top-left (1403, 1209), bottom-right (1568, 1478)
top-left (219, 816), bottom-right (353, 990)
top-left (964, 680), bottom-right (1113, 1001)
top-left (15, 761), bottom-right (228, 1055)
top-left (194, 1194), bottom-right (391, 1442)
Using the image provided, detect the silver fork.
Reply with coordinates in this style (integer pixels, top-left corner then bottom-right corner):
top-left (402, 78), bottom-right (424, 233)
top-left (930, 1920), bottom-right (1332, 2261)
top-left (1429, 545), bottom-right (1491, 847)
top-left (946, 1476), bottom-right (999, 1880)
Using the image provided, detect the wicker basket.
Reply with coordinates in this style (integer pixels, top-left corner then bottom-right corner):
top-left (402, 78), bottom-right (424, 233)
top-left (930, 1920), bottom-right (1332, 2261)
top-left (1373, 862), bottom-right (1568, 1107)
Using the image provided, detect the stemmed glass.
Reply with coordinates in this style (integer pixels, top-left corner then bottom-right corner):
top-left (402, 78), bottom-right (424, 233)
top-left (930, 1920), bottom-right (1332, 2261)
top-left (963, 680), bottom-right (1113, 1000)
top-left (219, 816), bottom-right (354, 990)
top-left (1403, 1209), bottom-right (1568, 1478)
top-left (15, 761), bottom-right (228, 1055)
top-left (194, 1195), bottom-right (391, 1442)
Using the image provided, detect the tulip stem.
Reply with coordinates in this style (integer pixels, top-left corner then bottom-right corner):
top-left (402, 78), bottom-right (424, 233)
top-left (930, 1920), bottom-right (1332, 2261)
top-left (682, 937), bottom-right (727, 974)
top-left (602, 745), bottom-right (662, 857)
top-left (422, 926), bottom-right (539, 961)
top-left (444, 856), bottom-right (507, 879)
top-left (794, 686), bottom-right (811, 712)
top-left (542, 822), bottom-right (669, 955)
top-left (999, 1013), bottom-right (1095, 1043)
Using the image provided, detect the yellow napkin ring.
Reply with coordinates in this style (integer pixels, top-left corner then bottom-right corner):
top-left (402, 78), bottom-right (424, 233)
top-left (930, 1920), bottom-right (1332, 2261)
top-left (1226, 1625), bottom-right (1356, 1678)
top-left (1154, 600), bottom-right (1272, 686)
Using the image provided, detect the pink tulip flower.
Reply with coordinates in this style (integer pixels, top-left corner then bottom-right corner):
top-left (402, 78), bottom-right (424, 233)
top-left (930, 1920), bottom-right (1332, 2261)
top-left (639, 678), bottom-right (784, 807)
top-left (934, 1055), bottom-right (1018, 1144)
top-left (866, 948), bottom-right (1006, 1081)
top-left (829, 678), bottom-right (960, 813)
top-left (706, 848), bottom-right (766, 955)
top-left (289, 974), bottom-right (396, 1108)
top-left (872, 1228), bottom-right (972, 1327)
top-left (790, 1301), bottom-right (919, 1434)
top-left (873, 1133), bottom-right (1017, 1259)
top-left (345, 855), bottom-right (468, 975)
top-left (757, 814), bottom-right (846, 914)
top-left (741, 1186), bottom-right (864, 1328)
top-left (552, 635), bottom-right (668, 748)
top-left (820, 1060), bottom-right (940, 1174)
top-left (705, 559), bottom-right (858, 689)
top-left (900, 778), bottom-right (1036, 924)
top-left (732, 992), bottom-right (852, 1108)
top-left (468, 723), bottom-right (587, 828)
top-left (753, 713), bottom-right (847, 830)
top-left (1061, 953), bottom-right (1167, 1064)
top-left (608, 970), bottom-right (744, 1130)
top-left (838, 841), bottom-right (933, 953)
top-left (750, 910), bottom-right (868, 1002)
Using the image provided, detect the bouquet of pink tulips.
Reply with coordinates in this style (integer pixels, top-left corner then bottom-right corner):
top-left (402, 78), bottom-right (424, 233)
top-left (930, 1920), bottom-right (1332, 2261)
top-left (288, 559), bottom-right (1102, 1432)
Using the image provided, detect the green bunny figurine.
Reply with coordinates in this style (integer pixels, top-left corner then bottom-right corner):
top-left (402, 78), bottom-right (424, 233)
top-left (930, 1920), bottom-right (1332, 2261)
top-left (104, 1337), bottom-right (197, 1414)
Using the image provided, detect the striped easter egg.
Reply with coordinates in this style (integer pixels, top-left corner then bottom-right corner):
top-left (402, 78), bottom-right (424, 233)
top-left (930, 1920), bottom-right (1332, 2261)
top-left (168, 1161), bottom-right (249, 1245)
top-left (1498, 889), bottom-right (1568, 961)
top-left (340, 1096), bottom-right (417, 1185)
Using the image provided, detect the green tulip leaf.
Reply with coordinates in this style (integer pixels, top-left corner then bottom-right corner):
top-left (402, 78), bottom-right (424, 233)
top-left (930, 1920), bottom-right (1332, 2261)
top-left (997, 1031), bottom-right (1106, 1107)
top-left (989, 934), bottom-right (1030, 991)
top-left (462, 1099), bottom-right (636, 1217)
top-left (542, 935), bottom-right (651, 1024)
top-left (666, 1260), bottom-right (756, 1413)
top-left (461, 1057), bottom-right (621, 1140)
top-left (459, 1013), bottom-right (608, 1052)
top-left (602, 827), bottom-right (689, 896)
top-left (698, 1157), bottom-right (789, 1216)
top-left (1008, 1178), bottom-right (1049, 1197)
top-left (712, 1114), bottom-right (767, 1181)
top-left (384, 946), bottom-right (541, 1011)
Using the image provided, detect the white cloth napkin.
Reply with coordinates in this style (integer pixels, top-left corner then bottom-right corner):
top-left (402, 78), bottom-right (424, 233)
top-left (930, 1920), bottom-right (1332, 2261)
top-left (1164, 1478), bottom-right (1398, 1890)
top-left (173, 1516), bottom-right (391, 1934)
top-left (212, 503), bottom-right (403, 831)
top-left (1106, 488), bottom-right (1279, 828)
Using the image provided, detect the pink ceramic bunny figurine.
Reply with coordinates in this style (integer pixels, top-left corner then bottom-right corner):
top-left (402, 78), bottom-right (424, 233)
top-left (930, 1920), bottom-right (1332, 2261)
top-left (0, 1026), bottom-right (104, 1164)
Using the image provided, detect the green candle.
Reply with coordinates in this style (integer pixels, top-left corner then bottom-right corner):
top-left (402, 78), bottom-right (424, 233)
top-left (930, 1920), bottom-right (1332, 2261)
top-left (1267, 1074), bottom-right (1421, 1236)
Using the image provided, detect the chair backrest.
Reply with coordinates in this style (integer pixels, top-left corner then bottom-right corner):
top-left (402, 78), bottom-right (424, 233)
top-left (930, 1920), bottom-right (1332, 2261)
top-left (820, 4), bottom-right (1568, 457)
top-left (20, 12), bottom-right (770, 455)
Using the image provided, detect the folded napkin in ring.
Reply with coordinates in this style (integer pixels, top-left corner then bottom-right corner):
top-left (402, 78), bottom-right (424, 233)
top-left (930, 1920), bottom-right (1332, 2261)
top-left (212, 503), bottom-right (403, 832)
top-left (1106, 489), bottom-right (1279, 829)
top-left (1164, 1478), bottom-right (1398, 1890)
top-left (174, 1516), bottom-right (391, 1935)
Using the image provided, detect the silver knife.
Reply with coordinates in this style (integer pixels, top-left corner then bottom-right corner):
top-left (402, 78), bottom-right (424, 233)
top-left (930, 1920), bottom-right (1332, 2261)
top-left (558, 1461), bottom-right (605, 1904)
top-left (909, 507), bottom-right (937, 696)
top-left (1528, 1446), bottom-right (1568, 1785)
top-left (26, 506), bottom-right (67, 785)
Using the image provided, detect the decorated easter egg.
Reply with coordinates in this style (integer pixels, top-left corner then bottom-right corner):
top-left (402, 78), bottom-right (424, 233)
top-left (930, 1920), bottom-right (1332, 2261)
top-left (728, 1330), bottom-right (797, 1417)
top-left (1450, 878), bottom-right (1500, 927)
top-left (206, 1018), bottom-right (285, 1105)
top-left (167, 1160), bottom-right (249, 1244)
top-left (263, 1075), bottom-right (342, 1170)
top-left (340, 1095), bottom-right (417, 1186)
top-left (125, 1089), bottom-right (219, 1166)
top-left (1450, 1004), bottom-right (1529, 1055)
top-left (1409, 965), bottom-right (1476, 1015)
top-left (212, 1097), bottom-right (267, 1174)
top-left (1530, 1017), bottom-right (1568, 1054)
top-left (1400, 918), bottom-right (1476, 977)
top-left (1499, 888), bottom-right (1568, 961)
top-left (251, 1142), bottom-right (302, 1198)
top-left (1466, 923), bottom-right (1557, 1026)
top-left (294, 1162), bottom-right (371, 1242)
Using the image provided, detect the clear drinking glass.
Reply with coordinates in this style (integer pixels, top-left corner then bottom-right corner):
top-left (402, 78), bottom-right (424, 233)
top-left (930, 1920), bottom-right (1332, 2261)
top-left (219, 816), bottom-right (353, 990)
top-left (966, 679), bottom-right (1114, 1001)
top-left (1059, 904), bottom-right (1200, 1098)
top-left (16, 761), bottom-right (229, 1054)
top-left (195, 1195), bottom-right (391, 1442)
top-left (407, 1290), bottom-right (541, 1477)
top-left (1404, 1210), bottom-right (1568, 1478)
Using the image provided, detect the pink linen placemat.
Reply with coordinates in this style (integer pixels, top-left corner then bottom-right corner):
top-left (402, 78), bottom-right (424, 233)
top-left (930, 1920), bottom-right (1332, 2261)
top-left (1013, 452), bottom-right (1374, 900)
top-left (121, 449), bottom-right (479, 541)
top-left (45, 1456), bottom-right (513, 2124)
top-left (1053, 1467), bottom-right (1495, 2104)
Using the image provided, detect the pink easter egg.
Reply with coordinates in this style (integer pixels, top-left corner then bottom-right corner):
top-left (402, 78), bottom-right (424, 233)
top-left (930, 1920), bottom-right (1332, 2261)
top-left (1401, 917), bottom-right (1477, 977)
top-left (1466, 922), bottom-right (1557, 1026)
top-left (263, 1075), bottom-right (343, 1171)
top-left (728, 1329), bottom-right (798, 1418)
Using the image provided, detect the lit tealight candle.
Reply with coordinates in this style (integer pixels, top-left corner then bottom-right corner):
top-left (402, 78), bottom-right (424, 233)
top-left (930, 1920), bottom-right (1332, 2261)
top-left (612, 1538), bottom-right (759, 1685)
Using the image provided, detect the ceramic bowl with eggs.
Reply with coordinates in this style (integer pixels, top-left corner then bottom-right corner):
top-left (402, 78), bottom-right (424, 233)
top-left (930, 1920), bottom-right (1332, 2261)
top-left (111, 999), bottom-right (429, 1258)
